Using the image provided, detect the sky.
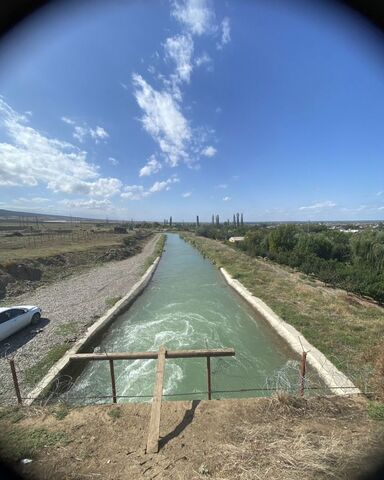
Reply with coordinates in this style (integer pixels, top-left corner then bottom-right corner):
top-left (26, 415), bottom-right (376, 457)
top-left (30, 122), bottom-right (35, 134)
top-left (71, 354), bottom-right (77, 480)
top-left (0, 0), bottom-right (384, 222)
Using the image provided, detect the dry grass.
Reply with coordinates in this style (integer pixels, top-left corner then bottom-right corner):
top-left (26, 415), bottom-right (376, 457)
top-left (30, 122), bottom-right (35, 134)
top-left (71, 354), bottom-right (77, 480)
top-left (217, 394), bottom-right (383, 480)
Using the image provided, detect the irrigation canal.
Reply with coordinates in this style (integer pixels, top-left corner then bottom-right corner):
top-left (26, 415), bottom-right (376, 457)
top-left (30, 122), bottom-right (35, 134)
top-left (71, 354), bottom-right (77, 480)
top-left (68, 233), bottom-right (306, 403)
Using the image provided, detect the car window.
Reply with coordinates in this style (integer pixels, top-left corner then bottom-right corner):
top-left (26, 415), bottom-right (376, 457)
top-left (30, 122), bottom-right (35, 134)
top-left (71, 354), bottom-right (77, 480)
top-left (8, 309), bottom-right (26, 319)
top-left (0, 311), bottom-right (12, 324)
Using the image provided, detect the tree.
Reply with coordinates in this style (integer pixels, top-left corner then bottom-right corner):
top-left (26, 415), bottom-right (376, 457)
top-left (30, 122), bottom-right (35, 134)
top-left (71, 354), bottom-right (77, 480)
top-left (236, 213), bottom-right (240, 228)
top-left (233, 214), bottom-right (236, 226)
top-left (196, 215), bottom-right (200, 227)
top-left (212, 214), bottom-right (214, 225)
top-left (169, 216), bottom-right (172, 227)
top-left (216, 214), bottom-right (220, 226)
top-left (240, 213), bottom-right (244, 226)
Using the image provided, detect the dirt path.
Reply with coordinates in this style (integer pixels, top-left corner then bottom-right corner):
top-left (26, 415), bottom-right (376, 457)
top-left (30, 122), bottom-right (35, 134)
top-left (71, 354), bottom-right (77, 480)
top-left (0, 234), bottom-right (160, 403)
top-left (1, 396), bottom-right (383, 479)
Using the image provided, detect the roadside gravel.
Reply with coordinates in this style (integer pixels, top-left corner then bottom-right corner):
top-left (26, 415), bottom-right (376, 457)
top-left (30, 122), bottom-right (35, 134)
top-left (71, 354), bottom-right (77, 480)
top-left (0, 234), bottom-right (160, 403)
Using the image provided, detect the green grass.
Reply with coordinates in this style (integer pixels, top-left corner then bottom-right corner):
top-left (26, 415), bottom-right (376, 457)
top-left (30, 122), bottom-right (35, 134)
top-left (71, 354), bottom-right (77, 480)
top-left (24, 344), bottom-right (71, 386)
top-left (141, 234), bottom-right (166, 273)
top-left (55, 322), bottom-right (79, 336)
top-left (107, 407), bottom-right (122, 420)
top-left (0, 425), bottom-right (67, 461)
top-left (105, 296), bottom-right (122, 308)
top-left (51, 404), bottom-right (70, 420)
top-left (0, 407), bottom-right (25, 424)
top-left (368, 402), bottom-right (384, 420)
top-left (181, 233), bottom-right (384, 395)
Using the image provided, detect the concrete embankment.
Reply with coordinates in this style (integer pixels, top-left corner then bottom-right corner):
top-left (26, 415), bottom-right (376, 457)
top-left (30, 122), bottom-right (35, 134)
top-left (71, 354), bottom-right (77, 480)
top-left (220, 268), bottom-right (360, 396)
top-left (26, 255), bottom-right (162, 405)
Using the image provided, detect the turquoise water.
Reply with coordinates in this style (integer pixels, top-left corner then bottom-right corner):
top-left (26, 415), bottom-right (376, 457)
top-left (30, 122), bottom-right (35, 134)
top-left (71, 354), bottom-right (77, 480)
top-left (69, 234), bottom-right (301, 402)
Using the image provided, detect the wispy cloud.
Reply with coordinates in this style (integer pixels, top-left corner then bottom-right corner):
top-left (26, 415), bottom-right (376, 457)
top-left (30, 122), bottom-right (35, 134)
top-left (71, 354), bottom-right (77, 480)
top-left (223, 196), bottom-right (231, 201)
top-left (182, 191), bottom-right (192, 197)
top-left (171, 0), bottom-right (215, 36)
top-left (121, 176), bottom-right (179, 200)
top-left (139, 155), bottom-right (162, 177)
top-left (164, 34), bottom-right (194, 84)
top-left (217, 17), bottom-right (231, 49)
top-left (299, 200), bottom-right (336, 210)
top-left (61, 198), bottom-right (112, 210)
top-left (201, 145), bottom-right (217, 157)
top-left (215, 183), bottom-right (227, 189)
top-left (108, 157), bottom-right (119, 166)
top-left (132, 74), bottom-right (191, 167)
top-left (62, 116), bottom-right (109, 144)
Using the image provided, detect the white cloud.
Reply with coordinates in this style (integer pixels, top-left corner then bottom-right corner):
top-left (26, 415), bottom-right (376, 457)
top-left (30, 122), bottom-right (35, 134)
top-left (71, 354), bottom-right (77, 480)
top-left (164, 34), bottom-right (194, 83)
top-left (223, 196), bottom-right (231, 201)
top-left (201, 145), bottom-right (217, 157)
top-left (216, 183), bottom-right (227, 189)
top-left (121, 176), bottom-right (179, 200)
top-left (139, 155), bottom-right (162, 177)
top-left (62, 198), bottom-right (112, 210)
top-left (182, 191), bottom-right (192, 197)
top-left (90, 126), bottom-right (109, 142)
top-left (217, 17), bottom-right (230, 49)
top-left (108, 157), bottom-right (119, 166)
top-left (121, 185), bottom-right (147, 200)
top-left (13, 197), bottom-right (50, 205)
top-left (132, 74), bottom-right (191, 166)
top-left (149, 176), bottom-right (179, 193)
top-left (61, 116), bottom-right (109, 144)
top-left (0, 99), bottom-right (121, 197)
top-left (195, 52), bottom-right (211, 67)
top-left (299, 201), bottom-right (336, 210)
top-left (171, 0), bottom-right (215, 36)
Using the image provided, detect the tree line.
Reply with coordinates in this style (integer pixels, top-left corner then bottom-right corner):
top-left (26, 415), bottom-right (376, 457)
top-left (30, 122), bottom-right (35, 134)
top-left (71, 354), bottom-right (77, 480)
top-left (196, 223), bottom-right (384, 304)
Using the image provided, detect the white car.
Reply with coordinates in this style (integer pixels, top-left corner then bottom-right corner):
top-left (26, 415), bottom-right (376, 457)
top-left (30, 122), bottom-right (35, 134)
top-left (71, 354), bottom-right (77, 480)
top-left (0, 305), bottom-right (42, 341)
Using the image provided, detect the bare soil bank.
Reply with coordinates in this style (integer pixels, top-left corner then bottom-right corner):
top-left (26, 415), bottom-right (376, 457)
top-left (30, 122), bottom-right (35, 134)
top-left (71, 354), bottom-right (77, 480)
top-left (0, 395), bottom-right (383, 480)
top-left (0, 231), bottom-right (154, 300)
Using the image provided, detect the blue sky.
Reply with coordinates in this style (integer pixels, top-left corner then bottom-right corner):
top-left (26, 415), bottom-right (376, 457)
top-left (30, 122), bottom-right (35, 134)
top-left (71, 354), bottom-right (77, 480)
top-left (0, 0), bottom-right (384, 221)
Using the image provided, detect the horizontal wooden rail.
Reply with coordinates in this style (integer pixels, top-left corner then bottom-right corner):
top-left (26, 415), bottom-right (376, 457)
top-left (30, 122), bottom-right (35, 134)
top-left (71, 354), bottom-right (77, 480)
top-left (69, 348), bottom-right (235, 361)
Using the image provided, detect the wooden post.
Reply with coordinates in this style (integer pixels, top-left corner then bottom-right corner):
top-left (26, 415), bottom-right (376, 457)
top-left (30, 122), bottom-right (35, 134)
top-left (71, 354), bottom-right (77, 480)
top-left (9, 359), bottom-right (22, 404)
top-left (146, 346), bottom-right (166, 454)
top-left (109, 359), bottom-right (117, 403)
top-left (299, 351), bottom-right (307, 397)
top-left (207, 356), bottom-right (212, 400)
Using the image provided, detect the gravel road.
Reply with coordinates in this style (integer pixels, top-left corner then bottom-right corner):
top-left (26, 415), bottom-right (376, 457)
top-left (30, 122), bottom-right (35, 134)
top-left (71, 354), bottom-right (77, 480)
top-left (0, 234), bottom-right (160, 403)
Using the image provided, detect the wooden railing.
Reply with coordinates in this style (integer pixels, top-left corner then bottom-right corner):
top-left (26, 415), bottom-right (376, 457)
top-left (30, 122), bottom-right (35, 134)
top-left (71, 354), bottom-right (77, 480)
top-left (70, 346), bottom-right (235, 453)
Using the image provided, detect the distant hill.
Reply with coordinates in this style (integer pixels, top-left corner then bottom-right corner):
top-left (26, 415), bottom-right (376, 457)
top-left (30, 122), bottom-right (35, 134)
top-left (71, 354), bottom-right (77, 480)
top-left (0, 209), bottom-right (94, 222)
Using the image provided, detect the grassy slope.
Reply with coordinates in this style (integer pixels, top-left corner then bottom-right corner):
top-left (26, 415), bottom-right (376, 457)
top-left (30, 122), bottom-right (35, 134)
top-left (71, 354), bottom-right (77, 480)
top-left (182, 233), bottom-right (384, 394)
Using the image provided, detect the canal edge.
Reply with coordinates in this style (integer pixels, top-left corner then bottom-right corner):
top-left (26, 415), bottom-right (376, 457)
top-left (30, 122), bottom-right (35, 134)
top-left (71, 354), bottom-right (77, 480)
top-left (219, 267), bottom-right (361, 396)
top-left (25, 254), bottom-right (163, 405)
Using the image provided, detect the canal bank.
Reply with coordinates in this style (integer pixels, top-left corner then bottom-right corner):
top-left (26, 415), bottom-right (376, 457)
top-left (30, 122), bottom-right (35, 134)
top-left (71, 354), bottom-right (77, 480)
top-left (65, 234), bottom-right (325, 404)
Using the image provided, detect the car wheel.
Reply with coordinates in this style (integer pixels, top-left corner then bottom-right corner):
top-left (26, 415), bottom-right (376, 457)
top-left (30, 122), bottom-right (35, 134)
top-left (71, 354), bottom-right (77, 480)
top-left (31, 313), bottom-right (41, 325)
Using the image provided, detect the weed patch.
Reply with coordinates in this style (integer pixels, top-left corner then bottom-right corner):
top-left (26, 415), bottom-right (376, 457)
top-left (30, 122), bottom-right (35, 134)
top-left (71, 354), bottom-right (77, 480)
top-left (24, 344), bottom-right (70, 386)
